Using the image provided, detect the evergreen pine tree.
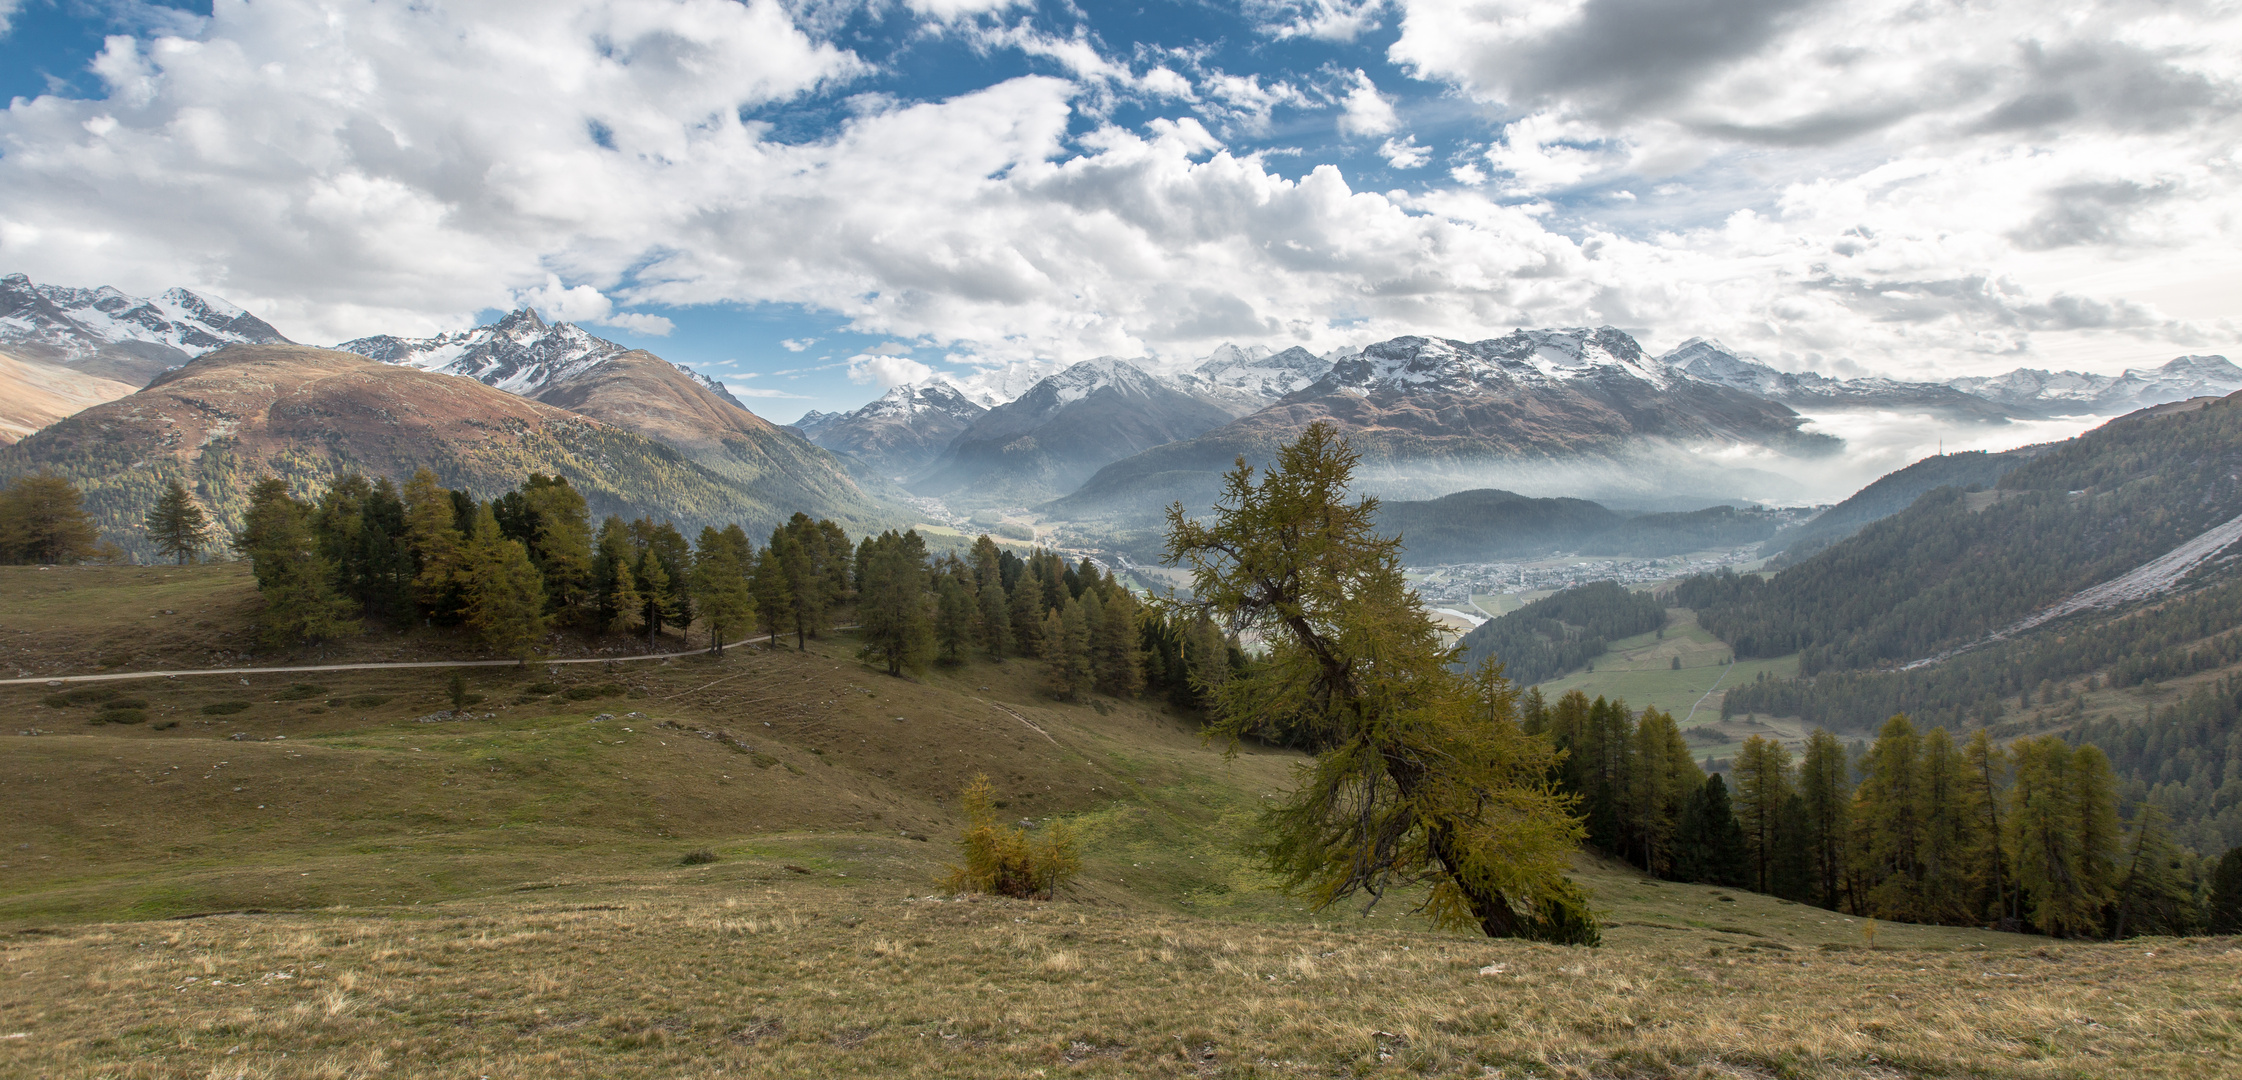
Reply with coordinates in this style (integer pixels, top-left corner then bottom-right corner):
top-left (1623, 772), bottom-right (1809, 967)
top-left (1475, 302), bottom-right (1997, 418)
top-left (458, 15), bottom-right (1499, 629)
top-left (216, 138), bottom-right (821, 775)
top-left (935, 574), bottom-right (976, 664)
top-left (1042, 597), bottom-right (1093, 700)
top-left (234, 477), bottom-right (358, 648)
top-left (2110, 804), bottom-right (2202, 937)
top-left (1799, 729), bottom-right (1852, 911)
top-left (1008, 575), bottom-right (1044, 659)
top-left (0, 474), bottom-right (101, 565)
top-left (1857, 715), bottom-right (1929, 921)
top-left (1678, 773), bottom-right (1749, 887)
top-left (977, 574), bottom-right (1013, 659)
top-left (1091, 584), bottom-right (1145, 697)
top-left (2206, 846), bottom-right (2242, 934)
top-left (636, 547), bottom-right (673, 649)
top-left (461, 503), bottom-right (548, 660)
top-left (590, 517), bottom-right (642, 635)
top-left (1733, 734), bottom-right (1794, 895)
top-left (1962, 728), bottom-right (2019, 927)
top-left (401, 468), bottom-right (465, 619)
top-left (1917, 726), bottom-right (1981, 923)
top-left (1770, 792), bottom-right (1815, 902)
top-left (2009, 735), bottom-right (2121, 937)
top-left (691, 525), bottom-right (755, 653)
top-left (144, 477), bottom-right (213, 565)
top-left (857, 530), bottom-right (935, 676)
top-left (750, 544), bottom-right (788, 647)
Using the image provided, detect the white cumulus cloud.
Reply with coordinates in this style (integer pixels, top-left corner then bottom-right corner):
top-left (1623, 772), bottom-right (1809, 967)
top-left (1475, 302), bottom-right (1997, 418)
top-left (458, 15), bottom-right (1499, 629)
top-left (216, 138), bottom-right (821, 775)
top-left (847, 352), bottom-right (937, 389)
top-left (1334, 68), bottom-right (1399, 136)
top-left (0, 0), bottom-right (2230, 393)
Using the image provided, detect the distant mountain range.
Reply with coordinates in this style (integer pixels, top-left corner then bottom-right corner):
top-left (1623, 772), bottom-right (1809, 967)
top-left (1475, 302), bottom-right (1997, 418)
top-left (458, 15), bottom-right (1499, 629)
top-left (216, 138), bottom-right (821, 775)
top-left (908, 358), bottom-right (1241, 508)
top-left (1048, 328), bottom-right (1842, 523)
top-left (0, 272), bottom-right (290, 386)
top-left (792, 382), bottom-right (988, 479)
top-left (1665, 338), bottom-right (2242, 419)
top-left (7, 272), bottom-right (2241, 558)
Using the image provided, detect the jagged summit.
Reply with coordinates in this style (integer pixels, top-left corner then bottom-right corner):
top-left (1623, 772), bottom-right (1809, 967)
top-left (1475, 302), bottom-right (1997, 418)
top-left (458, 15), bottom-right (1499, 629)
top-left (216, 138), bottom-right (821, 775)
top-left (1189, 343), bottom-right (1331, 400)
top-left (1661, 338), bottom-right (2241, 417)
top-left (335, 307), bottom-right (748, 409)
top-left (0, 272), bottom-right (290, 384)
top-left (792, 381), bottom-right (989, 478)
top-left (1313, 326), bottom-right (1675, 398)
top-left (1948, 355), bottom-right (2242, 413)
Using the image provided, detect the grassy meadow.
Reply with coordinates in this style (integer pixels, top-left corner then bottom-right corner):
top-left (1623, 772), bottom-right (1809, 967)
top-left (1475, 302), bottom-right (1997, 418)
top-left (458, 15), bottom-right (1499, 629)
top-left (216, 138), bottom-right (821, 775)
top-left (3, 565), bottom-right (2238, 1078)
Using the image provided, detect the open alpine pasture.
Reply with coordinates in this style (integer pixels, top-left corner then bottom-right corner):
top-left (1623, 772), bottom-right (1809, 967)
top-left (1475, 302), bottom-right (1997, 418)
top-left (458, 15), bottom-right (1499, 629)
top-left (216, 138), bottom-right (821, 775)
top-left (3, 564), bottom-right (2240, 1078)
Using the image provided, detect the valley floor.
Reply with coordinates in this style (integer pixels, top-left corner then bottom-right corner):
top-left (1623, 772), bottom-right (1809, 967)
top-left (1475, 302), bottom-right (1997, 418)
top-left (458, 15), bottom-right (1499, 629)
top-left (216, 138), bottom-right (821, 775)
top-left (3, 566), bottom-right (2237, 1077)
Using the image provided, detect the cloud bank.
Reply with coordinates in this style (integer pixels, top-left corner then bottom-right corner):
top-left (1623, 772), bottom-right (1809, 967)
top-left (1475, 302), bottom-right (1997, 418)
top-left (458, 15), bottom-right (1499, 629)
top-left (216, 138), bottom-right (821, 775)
top-left (0, 0), bottom-right (2232, 391)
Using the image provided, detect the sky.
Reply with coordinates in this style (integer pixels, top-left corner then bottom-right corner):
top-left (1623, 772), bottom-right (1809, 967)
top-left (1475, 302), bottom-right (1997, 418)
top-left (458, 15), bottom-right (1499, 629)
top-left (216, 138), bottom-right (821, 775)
top-left (1, 0), bottom-right (2237, 424)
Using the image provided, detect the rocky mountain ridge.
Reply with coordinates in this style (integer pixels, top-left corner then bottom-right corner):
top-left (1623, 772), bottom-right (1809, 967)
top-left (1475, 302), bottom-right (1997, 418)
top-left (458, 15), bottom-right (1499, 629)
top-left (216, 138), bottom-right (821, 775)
top-left (335, 307), bottom-right (751, 410)
top-left (791, 381), bottom-right (989, 478)
top-left (0, 273), bottom-right (291, 385)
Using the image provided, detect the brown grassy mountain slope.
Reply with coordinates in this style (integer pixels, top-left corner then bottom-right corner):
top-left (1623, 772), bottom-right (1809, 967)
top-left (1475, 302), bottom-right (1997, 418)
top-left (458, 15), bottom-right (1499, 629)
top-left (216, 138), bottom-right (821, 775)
top-left (0, 349), bottom-right (137, 444)
top-left (0, 344), bottom-right (870, 559)
top-left (528, 349), bottom-right (891, 534)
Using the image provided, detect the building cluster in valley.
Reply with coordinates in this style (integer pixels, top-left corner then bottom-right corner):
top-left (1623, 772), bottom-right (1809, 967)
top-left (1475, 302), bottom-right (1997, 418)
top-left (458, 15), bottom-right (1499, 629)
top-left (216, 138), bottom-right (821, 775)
top-left (1408, 548), bottom-right (1769, 610)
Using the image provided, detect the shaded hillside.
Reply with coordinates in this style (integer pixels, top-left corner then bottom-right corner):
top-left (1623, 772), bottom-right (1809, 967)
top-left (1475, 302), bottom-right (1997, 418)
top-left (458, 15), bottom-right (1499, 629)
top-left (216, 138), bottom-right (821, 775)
top-left (1375, 489), bottom-right (1781, 563)
top-left (0, 344), bottom-right (870, 559)
top-left (1764, 447), bottom-right (2046, 564)
top-left (527, 349), bottom-right (891, 535)
top-left (1673, 393), bottom-right (2242, 674)
top-left (1454, 581), bottom-right (1666, 686)
top-left (1376, 489), bottom-right (1619, 563)
top-left (911, 359), bottom-right (1236, 508)
top-left (1047, 330), bottom-right (1836, 525)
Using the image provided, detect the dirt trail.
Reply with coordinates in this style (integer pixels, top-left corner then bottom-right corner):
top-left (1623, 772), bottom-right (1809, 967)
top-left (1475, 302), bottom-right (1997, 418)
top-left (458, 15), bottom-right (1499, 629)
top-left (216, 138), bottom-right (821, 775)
top-left (0, 627), bottom-right (859, 688)
top-left (1904, 511), bottom-right (2242, 670)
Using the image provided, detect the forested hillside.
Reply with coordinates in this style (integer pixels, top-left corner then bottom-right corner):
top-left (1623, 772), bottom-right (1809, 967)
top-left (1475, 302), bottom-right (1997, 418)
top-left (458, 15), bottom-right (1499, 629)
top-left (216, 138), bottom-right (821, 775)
top-left (1674, 393), bottom-right (2242, 672)
top-left (1376, 489), bottom-right (1780, 564)
top-left (1761, 447), bottom-right (2041, 564)
top-left (1454, 581), bottom-right (1666, 686)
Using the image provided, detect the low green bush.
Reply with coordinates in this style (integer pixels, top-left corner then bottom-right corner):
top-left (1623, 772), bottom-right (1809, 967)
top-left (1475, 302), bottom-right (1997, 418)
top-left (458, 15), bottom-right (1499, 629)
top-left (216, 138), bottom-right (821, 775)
top-left (201, 702), bottom-right (251, 716)
top-left (275, 684), bottom-right (327, 701)
top-left (100, 697), bottom-right (149, 711)
top-left (100, 708), bottom-right (148, 725)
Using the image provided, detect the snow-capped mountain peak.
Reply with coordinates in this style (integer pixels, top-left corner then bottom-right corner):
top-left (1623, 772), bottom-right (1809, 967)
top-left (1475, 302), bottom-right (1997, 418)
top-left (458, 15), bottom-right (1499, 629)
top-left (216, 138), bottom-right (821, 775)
top-left (1191, 343), bottom-right (1331, 399)
top-left (1946, 354), bottom-right (2242, 414)
top-left (1315, 326), bottom-right (1673, 397)
top-left (0, 273), bottom-right (290, 376)
top-left (336, 306), bottom-right (752, 408)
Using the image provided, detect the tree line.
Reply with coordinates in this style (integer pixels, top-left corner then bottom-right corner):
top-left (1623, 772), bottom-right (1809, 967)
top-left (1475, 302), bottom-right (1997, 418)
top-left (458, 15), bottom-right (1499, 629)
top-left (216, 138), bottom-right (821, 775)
top-left (225, 470), bottom-right (1251, 704)
top-left (1533, 688), bottom-right (2240, 937)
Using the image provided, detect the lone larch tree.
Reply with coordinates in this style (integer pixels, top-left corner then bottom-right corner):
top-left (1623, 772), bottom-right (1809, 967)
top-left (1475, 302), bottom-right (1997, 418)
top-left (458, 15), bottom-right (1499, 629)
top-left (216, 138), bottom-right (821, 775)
top-left (1163, 422), bottom-right (1598, 944)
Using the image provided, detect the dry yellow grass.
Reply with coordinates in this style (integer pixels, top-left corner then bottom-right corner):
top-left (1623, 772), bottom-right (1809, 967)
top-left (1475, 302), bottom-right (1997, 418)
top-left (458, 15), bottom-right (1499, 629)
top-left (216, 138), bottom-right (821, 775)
top-left (5, 564), bottom-right (2239, 1077)
top-left (3, 878), bottom-right (2237, 1078)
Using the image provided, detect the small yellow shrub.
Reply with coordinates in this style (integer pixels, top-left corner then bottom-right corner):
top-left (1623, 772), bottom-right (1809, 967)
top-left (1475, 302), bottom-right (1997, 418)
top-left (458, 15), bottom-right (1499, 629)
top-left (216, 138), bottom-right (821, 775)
top-left (942, 774), bottom-right (1081, 900)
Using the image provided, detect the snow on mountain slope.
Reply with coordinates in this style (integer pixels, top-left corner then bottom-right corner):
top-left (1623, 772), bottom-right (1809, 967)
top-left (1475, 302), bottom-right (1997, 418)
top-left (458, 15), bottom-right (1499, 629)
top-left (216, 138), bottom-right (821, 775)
top-left (335, 307), bottom-right (748, 408)
top-left (1661, 338), bottom-right (2014, 419)
top-left (1948, 355), bottom-right (2242, 414)
top-left (792, 381), bottom-right (989, 477)
top-left (0, 273), bottom-right (291, 384)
